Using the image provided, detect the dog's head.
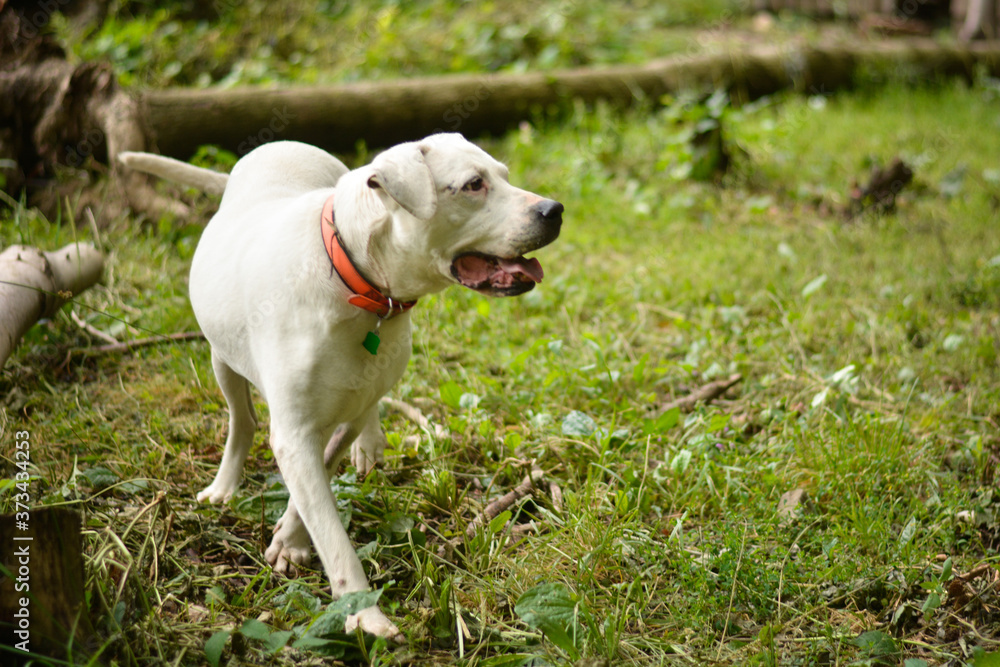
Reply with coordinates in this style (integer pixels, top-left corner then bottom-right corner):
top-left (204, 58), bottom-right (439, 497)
top-left (365, 133), bottom-right (562, 297)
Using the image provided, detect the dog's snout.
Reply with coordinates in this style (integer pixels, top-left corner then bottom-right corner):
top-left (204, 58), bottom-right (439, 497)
top-left (532, 199), bottom-right (564, 226)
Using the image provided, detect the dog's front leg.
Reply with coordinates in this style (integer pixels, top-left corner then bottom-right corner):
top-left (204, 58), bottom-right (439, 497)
top-left (266, 424), bottom-right (353, 573)
top-left (270, 420), bottom-right (402, 641)
top-left (268, 411), bottom-right (384, 571)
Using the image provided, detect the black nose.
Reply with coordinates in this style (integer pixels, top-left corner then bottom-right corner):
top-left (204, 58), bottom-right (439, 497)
top-left (532, 199), bottom-right (564, 226)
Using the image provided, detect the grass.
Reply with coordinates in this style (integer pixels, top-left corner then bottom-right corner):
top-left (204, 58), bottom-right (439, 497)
top-left (4, 7), bottom-right (1000, 665)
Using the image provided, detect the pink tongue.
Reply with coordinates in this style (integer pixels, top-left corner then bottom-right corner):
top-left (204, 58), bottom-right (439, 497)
top-left (498, 257), bottom-right (544, 282)
top-left (453, 255), bottom-right (492, 283)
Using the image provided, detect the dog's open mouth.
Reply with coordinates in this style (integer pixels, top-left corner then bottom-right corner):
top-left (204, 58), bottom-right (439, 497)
top-left (451, 252), bottom-right (544, 296)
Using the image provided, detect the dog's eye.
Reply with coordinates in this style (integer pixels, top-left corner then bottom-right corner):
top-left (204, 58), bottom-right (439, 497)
top-left (462, 176), bottom-right (485, 192)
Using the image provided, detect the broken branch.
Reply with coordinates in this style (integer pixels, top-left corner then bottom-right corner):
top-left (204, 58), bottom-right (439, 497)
top-left (465, 468), bottom-right (546, 540)
top-left (380, 396), bottom-right (449, 439)
top-left (84, 331), bottom-right (205, 355)
top-left (71, 309), bottom-right (119, 345)
top-left (657, 373), bottom-right (742, 415)
top-left (0, 242), bottom-right (104, 369)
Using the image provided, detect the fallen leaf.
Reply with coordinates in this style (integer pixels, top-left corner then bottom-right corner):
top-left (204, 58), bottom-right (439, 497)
top-left (777, 488), bottom-right (808, 524)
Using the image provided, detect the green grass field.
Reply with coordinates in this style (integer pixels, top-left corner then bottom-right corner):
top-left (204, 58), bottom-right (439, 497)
top-left (3, 3), bottom-right (1000, 666)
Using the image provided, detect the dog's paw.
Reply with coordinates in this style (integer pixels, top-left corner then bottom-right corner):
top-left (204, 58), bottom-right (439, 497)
top-left (344, 605), bottom-right (404, 643)
top-left (265, 516), bottom-right (312, 574)
top-left (196, 481), bottom-right (237, 504)
top-left (350, 437), bottom-right (385, 476)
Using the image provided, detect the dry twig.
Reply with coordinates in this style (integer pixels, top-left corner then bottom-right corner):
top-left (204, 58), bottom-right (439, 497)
top-left (657, 373), bottom-right (742, 415)
top-left (955, 564), bottom-right (996, 583)
top-left (71, 310), bottom-right (119, 345)
top-left (549, 480), bottom-right (564, 514)
top-left (465, 468), bottom-right (546, 540)
top-left (84, 331), bottom-right (205, 355)
top-left (380, 396), bottom-right (449, 439)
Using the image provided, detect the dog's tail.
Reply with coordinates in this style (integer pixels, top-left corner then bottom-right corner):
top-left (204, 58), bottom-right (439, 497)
top-left (117, 152), bottom-right (229, 196)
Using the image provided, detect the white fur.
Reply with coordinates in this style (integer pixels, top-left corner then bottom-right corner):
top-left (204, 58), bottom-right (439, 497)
top-left (120, 135), bottom-right (561, 641)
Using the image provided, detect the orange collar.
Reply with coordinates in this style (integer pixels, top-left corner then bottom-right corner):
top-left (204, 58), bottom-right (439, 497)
top-left (321, 194), bottom-right (416, 318)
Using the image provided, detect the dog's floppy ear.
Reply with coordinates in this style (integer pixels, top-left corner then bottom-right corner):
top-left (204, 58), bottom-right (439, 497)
top-left (367, 143), bottom-right (437, 220)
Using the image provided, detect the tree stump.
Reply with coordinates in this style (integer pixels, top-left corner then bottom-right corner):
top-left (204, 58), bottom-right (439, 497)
top-left (848, 157), bottom-right (914, 217)
top-left (0, 5), bottom-right (189, 219)
top-left (0, 508), bottom-right (92, 660)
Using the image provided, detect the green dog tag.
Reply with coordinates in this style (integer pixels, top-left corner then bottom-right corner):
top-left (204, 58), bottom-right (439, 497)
top-left (363, 330), bottom-right (380, 355)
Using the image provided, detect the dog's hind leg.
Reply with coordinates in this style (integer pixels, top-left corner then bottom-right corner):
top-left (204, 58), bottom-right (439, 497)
top-left (197, 353), bottom-right (257, 504)
top-left (351, 410), bottom-right (388, 475)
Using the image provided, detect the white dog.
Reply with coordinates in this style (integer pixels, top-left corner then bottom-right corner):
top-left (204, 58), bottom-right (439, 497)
top-left (118, 135), bottom-right (562, 640)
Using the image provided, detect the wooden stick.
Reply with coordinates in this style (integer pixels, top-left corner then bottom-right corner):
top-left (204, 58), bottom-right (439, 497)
top-left (465, 469), bottom-right (546, 540)
top-left (956, 563), bottom-right (995, 583)
top-left (84, 331), bottom-right (205, 354)
top-left (549, 481), bottom-right (564, 514)
top-left (658, 373), bottom-right (742, 415)
top-left (71, 310), bottom-right (120, 345)
top-left (510, 521), bottom-right (540, 537)
top-left (380, 397), bottom-right (449, 439)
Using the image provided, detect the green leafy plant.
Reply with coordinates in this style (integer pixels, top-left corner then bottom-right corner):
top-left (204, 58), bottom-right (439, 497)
top-left (515, 582), bottom-right (589, 660)
top-left (918, 557), bottom-right (952, 620)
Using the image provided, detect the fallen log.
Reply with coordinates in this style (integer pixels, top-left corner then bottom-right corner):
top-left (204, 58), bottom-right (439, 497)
top-left (141, 39), bottom-right (1000, 158)
top-left (0, 242), bottom-right (104, 369)
top-left (7, 15), bottom-right (1000, 216)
